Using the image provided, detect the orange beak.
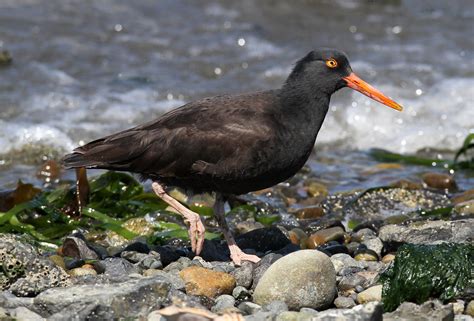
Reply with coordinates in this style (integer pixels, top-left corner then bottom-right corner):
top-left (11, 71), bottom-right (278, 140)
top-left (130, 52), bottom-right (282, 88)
top-left (343, 73), bottom-right (403, 111)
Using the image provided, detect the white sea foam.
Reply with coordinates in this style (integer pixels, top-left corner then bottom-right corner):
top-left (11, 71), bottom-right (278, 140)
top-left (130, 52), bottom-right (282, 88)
top-left (319, 77), bottom-right (474, 153)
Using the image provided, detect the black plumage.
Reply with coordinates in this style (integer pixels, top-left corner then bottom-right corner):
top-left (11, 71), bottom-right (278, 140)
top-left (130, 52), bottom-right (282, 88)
top-left (63, 48), bottom-right (402, 264)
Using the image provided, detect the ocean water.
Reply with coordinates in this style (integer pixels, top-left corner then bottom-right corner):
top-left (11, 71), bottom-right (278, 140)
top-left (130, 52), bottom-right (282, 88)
top-left (0, 0), bottom-right (472, 187)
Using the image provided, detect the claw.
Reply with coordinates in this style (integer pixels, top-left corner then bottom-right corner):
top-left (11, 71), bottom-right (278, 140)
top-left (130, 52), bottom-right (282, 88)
top-left (186, 214), bottom-right (205, 255)
top-left (228, 244), bottom-right (260, 266)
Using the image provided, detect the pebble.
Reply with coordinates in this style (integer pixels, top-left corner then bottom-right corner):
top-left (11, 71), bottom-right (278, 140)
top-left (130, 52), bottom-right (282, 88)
top-left (253, 250), bottom-right (336, 310)
top-left (338, 274), bottom-right (367, 291)
top-left (351, 228), bottom-right (376, 242)
top-left (466, 300), bottom-right (474, 317)
top-left (238, 301), bottom-right (262, 315)
top-left (179, 266), bottom-right (236, 298)
top-left (68, 267), bottom-right (97, 277)
top-left (49, 255), bottom-right (66, 270)
top-left (304, 181), bottom-right (328, 198)
top-left (288, 228), bottom-right (308, 248)
top-left (354, 249), bottom-right (379, 262)
top-left (361, 238), bottom-right (384, 258)
top-left (334, 296), bottom-right (356, 309)
top-left (356, 285), bottom-right (382, 304)
top-left (422, 172), bottom-right (457, 191)
top-left (451, 300), bottom-right (465, 315)
top-left (452, 189), bottom-right (474, 205)
top-left (330, 253), bottom-right (365, 275)
top-left (211, 294), bottom-right (236, 313)
top-left (232, 285), bottom-right (251, 300)
top-left (231, 261), bottom-right (254, 288)
top-left (236, 221), bottom-right (265, 234)
top-left (306, 226), bottom-right (346, 249)
top-left (293, 206), bottom-right (325, 220)
top-left (390, 178), bottom-right (422, 190)
top-left (455, 200), bottom-right (474, 215)
top-left (62, 236), bottom-right (99, 260)
top-left (382, 253), bottom-right (396, 263)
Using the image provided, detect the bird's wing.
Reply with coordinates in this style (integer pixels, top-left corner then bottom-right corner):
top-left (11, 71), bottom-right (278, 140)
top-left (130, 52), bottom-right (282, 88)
top-left (62, 91), bottom-right (278, 180)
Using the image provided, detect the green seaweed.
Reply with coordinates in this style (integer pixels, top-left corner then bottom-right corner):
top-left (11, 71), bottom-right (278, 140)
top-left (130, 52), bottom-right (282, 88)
top-left (380, 243), bottom-right (474, 312)
top-left (369, 133), bottom-right (474, 170)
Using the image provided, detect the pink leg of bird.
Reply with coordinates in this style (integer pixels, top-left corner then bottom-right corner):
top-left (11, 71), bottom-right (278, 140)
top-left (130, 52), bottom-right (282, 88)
top-left (152, 182), bottom-right (205, 255)
top-left (214, 194), bottom-right (260, 266)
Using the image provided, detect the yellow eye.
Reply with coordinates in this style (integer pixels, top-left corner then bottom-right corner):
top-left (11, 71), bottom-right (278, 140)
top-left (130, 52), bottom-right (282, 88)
top-left (326, 59), bottom-right (338, 68)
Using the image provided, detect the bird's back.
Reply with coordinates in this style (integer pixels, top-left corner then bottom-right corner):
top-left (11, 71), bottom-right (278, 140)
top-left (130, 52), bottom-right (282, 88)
top-left (63, 90), bottom-right (318, 194)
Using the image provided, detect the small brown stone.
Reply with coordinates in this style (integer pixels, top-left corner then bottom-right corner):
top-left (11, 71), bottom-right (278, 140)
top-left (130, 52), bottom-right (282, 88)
top-left (422, 172), bottom-right (457, 191)
top-left (81, 264), bottom-right (95, 270)
top-left (288, 228), bottom-right (308, 248)
top-left (305, 226), bottom-right (346, 249)
top-left (49, 255), bottom-right (66, 270)
top-left (452, 189), bottom-right (474, 205)
top-left (292, 206), bottom-right (325, 220)
top-left (179, 266), bottom-right (236, 298)
top-left (382, 254), bottom-right (396, 264)
top-left (455, 200), bottom-right (474, 215)
top-left (390, 179), bottom-right (422, 190)
top-left (304, 181), bottom-right (328, 198)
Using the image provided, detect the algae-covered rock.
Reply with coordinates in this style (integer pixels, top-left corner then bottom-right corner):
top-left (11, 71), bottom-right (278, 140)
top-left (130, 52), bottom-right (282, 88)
top-left (380, 243), bottom-right (474, 312)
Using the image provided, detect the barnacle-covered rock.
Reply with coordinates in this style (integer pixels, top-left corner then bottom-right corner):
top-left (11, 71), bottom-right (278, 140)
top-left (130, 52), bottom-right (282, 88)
top-left (0, 234), bottom-right (71, 296)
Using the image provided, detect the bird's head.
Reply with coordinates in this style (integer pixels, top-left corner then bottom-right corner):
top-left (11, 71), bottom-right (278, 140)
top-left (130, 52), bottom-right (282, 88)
top-left (288, 48), bottom-right (403, 111)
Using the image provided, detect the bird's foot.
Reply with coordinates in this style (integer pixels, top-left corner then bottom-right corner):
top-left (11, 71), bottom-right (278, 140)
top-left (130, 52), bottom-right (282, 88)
top-left (228, 244), bottom-right (260, 266)
top-left (151, 182), bottom-right (205, 255)
top-left (184, 212), bottom-right (206, 255)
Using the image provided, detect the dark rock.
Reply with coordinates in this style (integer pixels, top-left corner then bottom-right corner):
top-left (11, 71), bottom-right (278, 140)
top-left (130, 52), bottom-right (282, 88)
top-left (383, 300), bottom-right (454, 321)
top-left (231, 261), bottom-right (254, 288)
top-left (153, 245), bottom-right (183, 266)
top-left (197, 239), bottom-right (230, 262)
top-left (236, 227), bottom-right (291, 253)
top-left (64, 258), bottom-right (85, 270)
top-left (252, 253), bottom-right (282, 290)
top-left (273, 243), bottom-right (301, 256)
top-left (318, 242), bottom-right (349, 256)
top-left (120, 241), bottom-right (150, 254)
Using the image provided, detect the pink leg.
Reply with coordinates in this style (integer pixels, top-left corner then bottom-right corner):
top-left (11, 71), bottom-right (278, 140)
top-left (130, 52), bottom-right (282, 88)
top-left (152, 182), bottom-right (205, 255)
top-left (214, 194), bottom-right (260, 266)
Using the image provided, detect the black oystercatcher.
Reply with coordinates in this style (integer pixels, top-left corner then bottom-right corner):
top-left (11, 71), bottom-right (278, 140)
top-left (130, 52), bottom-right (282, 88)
top-left (63, 48), bottom-right (402, 265)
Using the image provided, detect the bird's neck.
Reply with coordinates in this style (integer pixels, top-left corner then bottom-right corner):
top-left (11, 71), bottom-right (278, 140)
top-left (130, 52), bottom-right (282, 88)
top-left (279, 80), bottom-right (331, 134)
